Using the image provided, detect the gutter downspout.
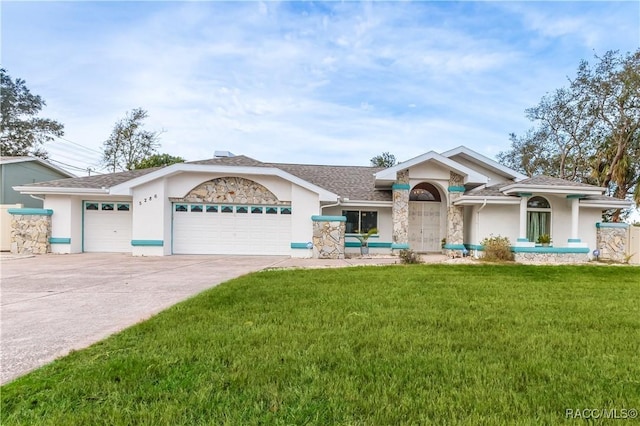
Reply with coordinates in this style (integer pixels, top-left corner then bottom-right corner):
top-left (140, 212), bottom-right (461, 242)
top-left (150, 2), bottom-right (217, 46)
top-left (320, 197), bottom-right (342, 213)
top-left (475, 199), bottom-right (487, 258)
top-left (30, 194), bottom-right (45, 202)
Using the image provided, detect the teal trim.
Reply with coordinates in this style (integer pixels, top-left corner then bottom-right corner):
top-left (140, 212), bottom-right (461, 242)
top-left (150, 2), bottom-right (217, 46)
top-left (444, 243), bottom-right (466, 250)
top-left (368, 242), bottom-right (392, 248)
top-left (596, 222), bottom-right (629, 229)
top-left (290, 242), bottom-right (312, 249)
top-left (8, 208), bottom-right (53, 216)
top-left (516, 238), bottom-right (529, 242)
top-left (465, 244), bottom-right (484, 251)
top-left (517, 192), bottom-right (533, 197)
top-left (392, 183), bottom-right (410, 190)
top-left (49, 237), bottom-right (71, 244)
top-left (566, 194), bottom-right (585, 199)
top-left (345, 242), bottom-right (391, 248)
top-left (131, 240), bottom-right (164, 247)
top-left (311, 215), bottom-right (347, 222)
top-left (511, 246), bottom-right (590, 254)
top-left (391, 243), bottom-right (409, 249)
top-left (447, 186), bottom-right (465, 193)
top-left (568, 238), bottom-right (581, 243)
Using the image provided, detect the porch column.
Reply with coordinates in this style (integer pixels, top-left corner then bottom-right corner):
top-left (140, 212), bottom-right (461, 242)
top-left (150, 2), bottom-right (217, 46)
top-left (445, 172), bottom-right (465, 255)
top-left (567, 195), bottom-right (583, 245)
top-left (391, 170), bottom-right (409, 250)
top-left (516, 193), bottom-right (532, 245)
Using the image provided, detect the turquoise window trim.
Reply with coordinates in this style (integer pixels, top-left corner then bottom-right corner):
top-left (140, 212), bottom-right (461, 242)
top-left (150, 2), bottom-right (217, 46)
top-left (346, 241), bottom-right (362, 248)
top-left (447, 186), bottom-right (465, 193)
top-left (566, 194), bottom-right (585, 199)
top-left (8, 208), bottom-right (53, 216)
top-left (290, 242), bottom-right (312, 249)
top-left (311, 215), bottom-right (347, 222)
top-left (596, 222), bottom-right (629, 229)
top-left (511, 246), bottom-right (589, 254)
top-left (568, 238), bottom-right (581, 243)
top-left (517, 192), bottom-right (533, 197)
top-left (391, 243), bottom-right (410, 249)
top-left (392, 183), bottom-right (410, 190)
top-left (444, 243), bottom-right (466, 250)
top-left (49, 237), bottom-right (71, 244)
top-left (516, 238), bottom-right (529, 242)
top-left (131, 240), bottom-right (164, 247)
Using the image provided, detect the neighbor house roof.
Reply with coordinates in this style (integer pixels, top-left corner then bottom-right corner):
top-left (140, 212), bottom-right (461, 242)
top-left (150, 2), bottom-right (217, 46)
top-left (0, 156), bottom-right (76, 179)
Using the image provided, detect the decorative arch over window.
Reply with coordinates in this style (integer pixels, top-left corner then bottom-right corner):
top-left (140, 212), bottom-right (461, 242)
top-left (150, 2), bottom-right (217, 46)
top-left (527, 196), bottom-right (551, 243)
top-left (410, 182), bottom-right (441, 202)
top-left (182, 177), bottom-right (286, 205)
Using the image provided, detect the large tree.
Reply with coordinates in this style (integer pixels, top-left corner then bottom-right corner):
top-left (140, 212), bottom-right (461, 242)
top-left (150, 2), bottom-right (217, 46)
top-left (102, 108), bottom-right (161, 172)
top-left (370, 152), bottom-right (397, 167)
top-left (498, 49), bottom-right (640, 219)
top-left (0, 68), bottom-right (64, 158)
top-left (133, 153), bottom-right (185, 169)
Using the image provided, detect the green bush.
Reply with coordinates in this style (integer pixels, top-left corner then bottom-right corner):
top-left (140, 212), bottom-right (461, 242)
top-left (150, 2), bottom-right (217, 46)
top-left (398, 249), bottom-right (423, 264)
top-left (480, 235), bottom-right (514, 262)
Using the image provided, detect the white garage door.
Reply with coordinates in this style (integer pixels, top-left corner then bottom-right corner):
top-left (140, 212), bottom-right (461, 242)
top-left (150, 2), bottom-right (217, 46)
top-left (172, 203), bottom-right (291, 255)
top-left (83, 201), bottom-right (132, 252)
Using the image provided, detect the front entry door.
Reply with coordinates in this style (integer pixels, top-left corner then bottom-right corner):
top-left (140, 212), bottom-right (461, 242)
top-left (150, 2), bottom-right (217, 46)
top-left (409, 202), bottom-right (441, 252)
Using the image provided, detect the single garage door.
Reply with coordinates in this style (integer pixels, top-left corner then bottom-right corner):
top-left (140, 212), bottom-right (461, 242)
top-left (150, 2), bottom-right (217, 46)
top-left (83, 201), bottom-right (132, 252)
top-left (172, 203), bottom-right (291, 255)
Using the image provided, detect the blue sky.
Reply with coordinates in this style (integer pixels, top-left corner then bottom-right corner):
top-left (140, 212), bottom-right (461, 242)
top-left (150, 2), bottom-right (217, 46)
top-left (2, 1), bottom-right (639, 175)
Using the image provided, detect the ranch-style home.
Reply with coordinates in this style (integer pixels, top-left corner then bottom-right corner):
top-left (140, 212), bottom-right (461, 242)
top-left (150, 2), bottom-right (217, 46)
top-left (10, 146), bottom-right (634, 263)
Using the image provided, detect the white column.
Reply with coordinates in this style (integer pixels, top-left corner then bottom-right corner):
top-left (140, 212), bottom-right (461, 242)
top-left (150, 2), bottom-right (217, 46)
top-left (519, 196), bottom-right (528, 241)
top-left (570, 197), bottom-right (580, 241)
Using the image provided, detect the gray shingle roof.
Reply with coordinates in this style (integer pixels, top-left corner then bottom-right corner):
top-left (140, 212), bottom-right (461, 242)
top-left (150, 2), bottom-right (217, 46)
top-left (513, 175), bottom-right (601, 189)
top-left (465, 182), bottom-right (511, 197)
top-left (17, 167), bottom-right (161, 188)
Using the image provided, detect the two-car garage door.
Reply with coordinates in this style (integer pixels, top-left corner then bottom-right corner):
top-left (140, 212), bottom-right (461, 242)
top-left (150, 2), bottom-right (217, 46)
top-left (172, 203), bottom-right (291, 255)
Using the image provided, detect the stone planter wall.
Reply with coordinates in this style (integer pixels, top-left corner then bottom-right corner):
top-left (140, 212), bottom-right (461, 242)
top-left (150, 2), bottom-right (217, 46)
top-left (514, 252), bottom-right (589, 264)
top-left (312, 216), bottom-right (346, 259)
top-left (9, 209), bottom-right (53, 255)
top-left (596, 223), bottom-right (629, 263)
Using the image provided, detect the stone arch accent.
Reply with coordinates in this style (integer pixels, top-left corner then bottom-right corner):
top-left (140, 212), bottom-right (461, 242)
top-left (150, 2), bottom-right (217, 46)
top-left (182, 177), bottom-right (287, 205)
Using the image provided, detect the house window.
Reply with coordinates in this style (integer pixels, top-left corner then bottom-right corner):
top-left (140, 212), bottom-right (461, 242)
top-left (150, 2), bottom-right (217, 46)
top-left (85, 202), bottom-right (99, 210)
top-left (527, 196), bottom-right (551, 243)
top-left (190, 205), bottom-right (203, 212)
top-left (280, 207), bottom-right (292, 215)
top-left (342, 210), bottom-right (378, 233)
top-left (117, 203), bottom-right (130, 211)
top-left (175, 204), bottom-right (187, 212)
top-left (102, 203), bottom-right (114, 211)
top-left (251, 207), bottom-right (263, 214)
top-left (266, 207), bottom-right (278, 214)
top-left (410, 183), bottom-right (441, 201)
top-left (236, 206), bottom-right (248, 214)
top-left (221, 206), bottom-right (233, 213)
top-left (206, 205), bottom-right (218, 213)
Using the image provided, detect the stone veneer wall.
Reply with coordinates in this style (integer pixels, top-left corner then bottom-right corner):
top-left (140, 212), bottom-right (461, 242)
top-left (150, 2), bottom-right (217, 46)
top-left (312, 218), bottom-right (346, 259)
top-left (514, 252), bottom-right (589, 264)
top-left (182, 177), bottom-right (287, 205)
top-left (596, 223), bottom-right (629, 262)
top-left (446, 172), bottom-right (464, 255)
top-left (392, 170), bottom-right (409, 247)
top-left (10, 213), bottom-right (52, 255)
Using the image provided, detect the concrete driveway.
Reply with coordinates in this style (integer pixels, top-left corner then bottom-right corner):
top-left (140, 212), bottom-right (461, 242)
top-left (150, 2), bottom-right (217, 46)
top-left (0, 253), bottom-right (287, 384)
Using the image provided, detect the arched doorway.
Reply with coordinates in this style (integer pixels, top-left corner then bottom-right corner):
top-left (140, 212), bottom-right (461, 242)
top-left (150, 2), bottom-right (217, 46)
top-left (408, 182), bottom-right (444, 252)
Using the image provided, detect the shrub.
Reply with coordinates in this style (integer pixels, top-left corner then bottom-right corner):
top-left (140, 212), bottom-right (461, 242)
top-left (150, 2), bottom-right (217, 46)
top-left (398, 249), bottom-right (423, 264)
top-left (480, 235), bottom-right (514, 262)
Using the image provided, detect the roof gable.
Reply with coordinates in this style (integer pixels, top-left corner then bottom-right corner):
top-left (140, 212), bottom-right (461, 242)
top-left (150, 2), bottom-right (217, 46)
top-left (374, 151), bottom-right (488, 185)
top-left (0, 156), bottom-right (76, 178)
top-left (441, 146), bottom-right (527, 182)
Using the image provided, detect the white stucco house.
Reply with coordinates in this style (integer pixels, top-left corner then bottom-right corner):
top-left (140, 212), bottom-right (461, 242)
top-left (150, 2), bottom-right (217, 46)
top-left (10, 146), bottom-right (633, 263)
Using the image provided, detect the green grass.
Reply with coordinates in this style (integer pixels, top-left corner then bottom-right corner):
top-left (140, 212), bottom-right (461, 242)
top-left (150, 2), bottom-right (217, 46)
top-left (2, 265), bottom-right (639, 425)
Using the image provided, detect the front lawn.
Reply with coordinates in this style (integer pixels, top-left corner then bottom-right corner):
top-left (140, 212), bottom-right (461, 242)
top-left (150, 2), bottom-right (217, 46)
top-left (2, 265), bottom-right (639, 425)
